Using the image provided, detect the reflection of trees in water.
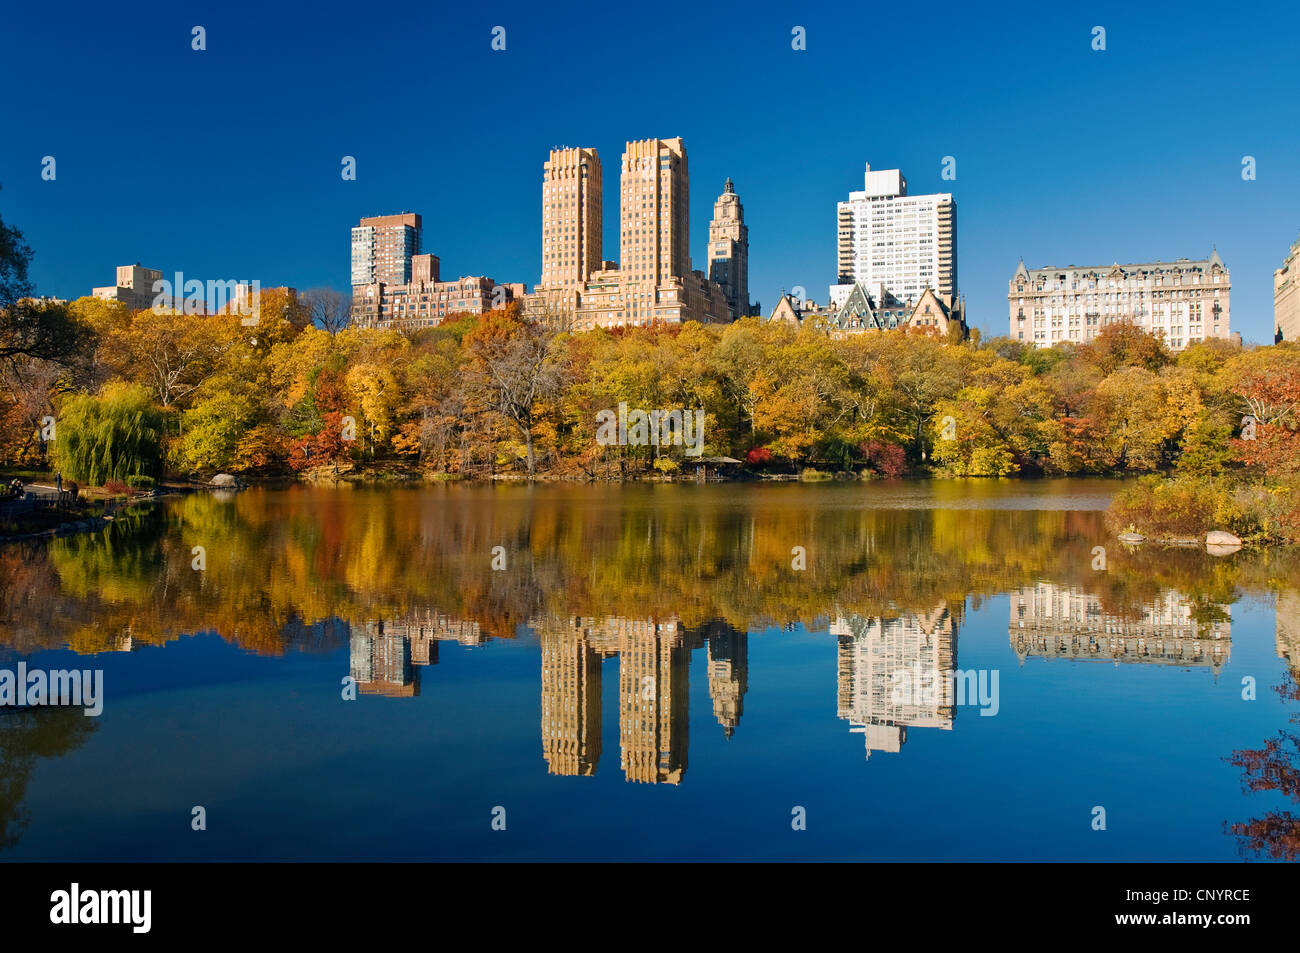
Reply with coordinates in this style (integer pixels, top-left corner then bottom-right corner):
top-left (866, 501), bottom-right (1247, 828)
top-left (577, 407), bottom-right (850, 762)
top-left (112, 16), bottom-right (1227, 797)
top-left (0, 706), bottom-right (98, 850)
top-left (1, 487), bottom-right (1298, 659)
top-left (1226, 670), bottom-right (1300, 861)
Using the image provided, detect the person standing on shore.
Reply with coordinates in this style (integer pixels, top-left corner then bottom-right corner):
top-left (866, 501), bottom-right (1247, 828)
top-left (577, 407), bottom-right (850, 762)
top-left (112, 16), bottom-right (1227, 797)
top-left (56, 472), bottom-right (62, 494)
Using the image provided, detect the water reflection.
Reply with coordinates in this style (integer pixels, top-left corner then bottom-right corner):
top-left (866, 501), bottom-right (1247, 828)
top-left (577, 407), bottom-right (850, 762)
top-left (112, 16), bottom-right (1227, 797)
top-left (1011, 585), bottom-right (1231, 670)
top-left (833, 606), bottom-right (956, 759)
top-left (1, 482), bottom-right (1298, 856)
top-left (1225, 593), bottom-right (1300, 860)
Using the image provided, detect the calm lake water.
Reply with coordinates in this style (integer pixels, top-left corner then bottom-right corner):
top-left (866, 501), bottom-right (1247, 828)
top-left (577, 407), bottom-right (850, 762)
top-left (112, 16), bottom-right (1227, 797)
top-left (1, 479), bottom-right (1298, 861)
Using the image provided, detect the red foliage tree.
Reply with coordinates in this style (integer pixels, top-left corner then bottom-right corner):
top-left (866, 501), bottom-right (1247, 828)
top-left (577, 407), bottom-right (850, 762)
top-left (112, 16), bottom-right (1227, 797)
top-left (860, 439), bottom-right (908, 478)
top-left (1231, 361), bottom-right (1300, 478)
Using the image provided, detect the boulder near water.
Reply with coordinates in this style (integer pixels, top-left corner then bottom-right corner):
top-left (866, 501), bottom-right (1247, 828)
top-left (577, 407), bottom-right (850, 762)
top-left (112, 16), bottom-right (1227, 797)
top-left (211, 473), bottom-right (238, 487)
top-left (1206, 530), bottom-right (1242, 546)
top-left (1205, 530), bottom-right (1243, 556)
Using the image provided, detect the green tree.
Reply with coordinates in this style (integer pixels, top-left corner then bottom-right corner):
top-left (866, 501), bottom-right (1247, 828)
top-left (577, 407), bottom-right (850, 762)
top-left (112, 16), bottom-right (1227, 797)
top-left (52, 382), bottom-right (166, 484)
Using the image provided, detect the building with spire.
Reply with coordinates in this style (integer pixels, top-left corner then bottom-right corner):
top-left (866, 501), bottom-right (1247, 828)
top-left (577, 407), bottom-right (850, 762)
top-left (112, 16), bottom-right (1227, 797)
top-left (1009, 250), bottom-right (1231, 351)
top-left (702, 621), bottom-right (748, 738)
top-left (707, 179), bottom-right (756, 320)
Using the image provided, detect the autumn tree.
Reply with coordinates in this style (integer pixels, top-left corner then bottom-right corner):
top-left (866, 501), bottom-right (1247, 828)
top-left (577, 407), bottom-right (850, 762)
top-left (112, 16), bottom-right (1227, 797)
top-left (302, 287), bottom-right (352, 334)
top-left (464, 306), bottom-right (561, 477)
top-left (1078, 320), bottom-right (1171, 376)
top-left (1229, 345), bottom-right (1300, 478)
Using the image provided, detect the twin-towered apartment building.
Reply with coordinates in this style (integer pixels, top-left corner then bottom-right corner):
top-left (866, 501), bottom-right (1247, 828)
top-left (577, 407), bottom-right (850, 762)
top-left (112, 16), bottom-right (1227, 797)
top-left (351, 138), bottom-right (755, 332)
top-left (528, 137), bottom-right (755, 330)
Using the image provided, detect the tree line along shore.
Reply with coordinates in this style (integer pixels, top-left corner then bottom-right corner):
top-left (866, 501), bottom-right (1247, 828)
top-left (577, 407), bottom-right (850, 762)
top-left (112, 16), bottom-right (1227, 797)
top-left (3, 212), bottom-right (1298, 545)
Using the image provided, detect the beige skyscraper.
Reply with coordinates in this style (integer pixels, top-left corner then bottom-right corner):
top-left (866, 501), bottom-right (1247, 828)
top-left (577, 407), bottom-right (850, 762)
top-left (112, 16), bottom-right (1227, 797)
top-left (528, 137), bottom-right (731, 330)
top-left (1274, 591), bottom-right (1300, 674)
top-left (619, 137), bottom-right (690, 323)
top-left (616, 616), bottom-right (689, 784)
top-left (708, 178), bottom-right (751, 320)
top-left (540, 147), bottom-right (603, 290)
top-left (92, 263), bottom-right (163, 311)
top-left (704, 622), bottom-right (748, 738)
top-left (530, 614), bottom-right (693, 784)
top-left (539, 620), bottom-right (604, 777)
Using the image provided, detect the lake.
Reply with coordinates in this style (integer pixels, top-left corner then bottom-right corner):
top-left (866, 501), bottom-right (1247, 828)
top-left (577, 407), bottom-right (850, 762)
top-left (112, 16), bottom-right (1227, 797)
top-left (1, 479), bottom-right (1298, 861)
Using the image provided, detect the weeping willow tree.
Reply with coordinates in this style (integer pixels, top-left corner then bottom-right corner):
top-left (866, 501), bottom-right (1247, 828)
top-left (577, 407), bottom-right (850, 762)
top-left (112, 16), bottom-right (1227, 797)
top-left (52, 382), bottom-right (165, 484)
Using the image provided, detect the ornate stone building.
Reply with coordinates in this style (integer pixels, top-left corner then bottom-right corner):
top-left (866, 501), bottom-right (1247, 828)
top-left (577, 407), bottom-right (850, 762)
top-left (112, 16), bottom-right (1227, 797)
top-left (1008, 251), bottom-right (1231, 351)
top-left (1009, 584), bottom-right (1231, 671)
top-left (707, 178), bottom-right (755, 321)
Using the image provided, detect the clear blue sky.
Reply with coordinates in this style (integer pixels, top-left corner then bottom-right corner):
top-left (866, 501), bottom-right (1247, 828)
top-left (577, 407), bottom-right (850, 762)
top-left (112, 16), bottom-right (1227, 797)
top-left (2, 0), bottom-right (1296, 343)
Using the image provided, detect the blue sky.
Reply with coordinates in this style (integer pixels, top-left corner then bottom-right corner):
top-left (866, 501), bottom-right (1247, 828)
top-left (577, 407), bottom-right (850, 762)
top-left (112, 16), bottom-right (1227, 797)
top-left (1, 0), bottom-right (1297, 342)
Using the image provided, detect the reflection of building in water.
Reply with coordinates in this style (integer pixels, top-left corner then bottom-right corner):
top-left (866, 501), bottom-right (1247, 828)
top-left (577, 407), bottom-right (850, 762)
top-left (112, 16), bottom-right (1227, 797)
top-left (1277, 591), bottom-right (1300, 674)
top-left (533, 616), bottom-right (749, 784)
top-left (833, 605), bottom-right (956, 759)
top-left (350, 621), bottom-right (416, 697)
top-left (703, 621), bottom-right (748, 738)
top-left (347, 610), bottom-right (489, 697)
top-left (617, 618), bottom-right (690, 784)
top-left (1009, 584), bottom-right (1230, 671)
top-left (539, 620), bottom-right (603, 776)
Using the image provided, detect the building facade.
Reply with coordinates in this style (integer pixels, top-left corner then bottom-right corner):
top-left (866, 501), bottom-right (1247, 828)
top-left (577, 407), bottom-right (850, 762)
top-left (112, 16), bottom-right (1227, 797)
top-left (352, 251), bottom-right (525, 328)
top-left (92, 263), bottom-right (163, 311)
top-left (526, 138), bottom-right (733, 331)
top-left (1009, 251), bottom-right (1230, 351)
top-left (539, 146), bottom-right (603, 294)
top-left (1275, 232), bottom-right (1300, 343)
top-left (1009, 583), bottom-right (1230, 671)
top-left (351, 213), bottom-right (421, 286)
top-left (833, 164), bottom-right (956, 307)
top-left (769, 282), bottom-right (967, 339)
top-left (707, 178), bottom-right (753, 320)
top-left (833, 606), bottom-right (956, 759)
